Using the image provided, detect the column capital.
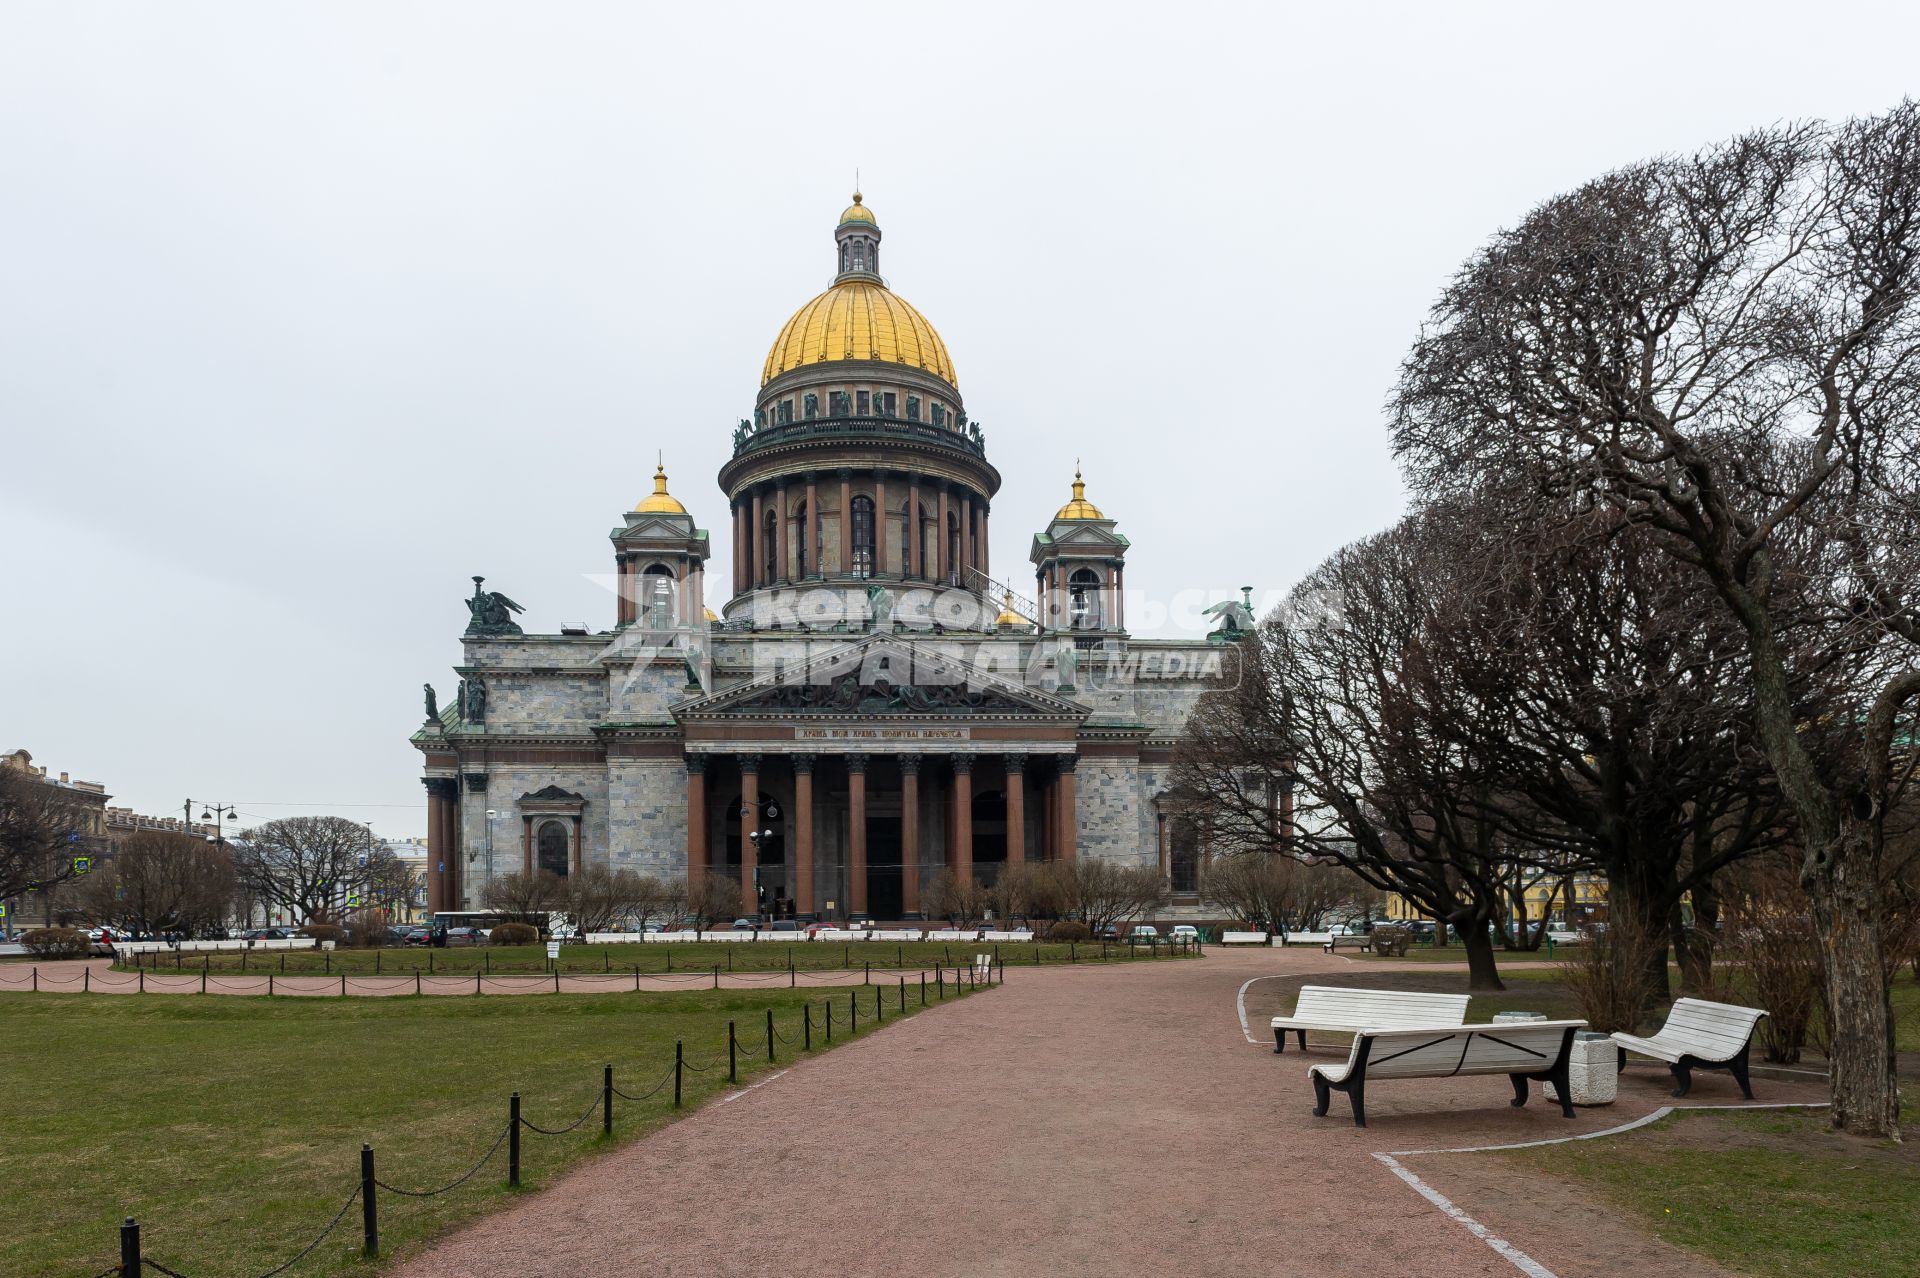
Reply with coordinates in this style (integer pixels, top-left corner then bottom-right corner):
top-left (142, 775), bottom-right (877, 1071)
top-left (1057, 755), bottom-right (1079, 775)
top-left (1004, 753), bottom-right (1027, 774)
top-left (792, 753), bottom-right (816, 775)
top-left (845, 752), bottom-right (870, 775)
top-left (685, 755), bottom-right (709, 775)
top-left (898, 753), bottom-right (922, 776)
top-left (950, 754), bottom-right (976, 774)
top-left (422, 776), bottom-right (458, 800)
top-left (738, 753), bottom-right (763, 774)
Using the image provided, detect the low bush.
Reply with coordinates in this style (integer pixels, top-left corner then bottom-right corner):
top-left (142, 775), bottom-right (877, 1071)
top-left (1047, 920), bottom-right (1092, 942)
top-left (490, 922), bottom-right (538, 946)
top-left (1558, 908), bottom-right (1667, 1034)
top-left (22, 927), bottom-right (89, 959)
top-left (343, 912), bottom-right (387, 949)
top-left (298, 923), bottom-right (345, 945)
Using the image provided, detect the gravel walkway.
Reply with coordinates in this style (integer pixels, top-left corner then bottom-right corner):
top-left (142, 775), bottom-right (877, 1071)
top-left (385, 946), bottom-right (1825, 1278)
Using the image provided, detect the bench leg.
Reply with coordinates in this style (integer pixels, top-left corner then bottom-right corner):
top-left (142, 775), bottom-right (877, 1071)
top-left (1727, 1046), bottom-right (1755, 1100)
top-left (1274, 1027), bottom-right (1287, 1054)
top-left (1669, 1060), bottom-right (1692, 1099)
top-left (1617, 1047), bottom-right (1627, 1074)
top-left (1547, 1057), bottom-right (1575, 1119)
top-left (1311, 1074), bottom-right (1330, 1118)
top-left (1346, 1078), bottom-right (1366, 1129)
top-left (1507, 1073), bottom-right (1529, 1108)
top-left (1298, 1029), bottom-right (1307, 1050)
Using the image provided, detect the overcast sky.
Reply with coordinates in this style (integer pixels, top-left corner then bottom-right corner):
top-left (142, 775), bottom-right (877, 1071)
top-left (3, 2), bottom-right (1915, 837)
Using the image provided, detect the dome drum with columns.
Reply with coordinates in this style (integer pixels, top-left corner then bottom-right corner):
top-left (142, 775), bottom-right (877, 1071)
top-left (411, 194), bottom-right (1250, 926)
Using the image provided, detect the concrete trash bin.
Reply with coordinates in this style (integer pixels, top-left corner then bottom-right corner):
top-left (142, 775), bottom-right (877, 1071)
top-left (1546, 1031), bottom-right (1618, 1106)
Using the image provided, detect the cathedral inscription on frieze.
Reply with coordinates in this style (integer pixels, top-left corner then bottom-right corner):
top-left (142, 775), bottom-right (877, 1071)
top-left (793, 727), bottom-right (970, 742)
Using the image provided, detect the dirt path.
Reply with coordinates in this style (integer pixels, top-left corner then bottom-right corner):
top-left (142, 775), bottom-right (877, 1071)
top-left (387, 946), bottom-right (1824, 1278)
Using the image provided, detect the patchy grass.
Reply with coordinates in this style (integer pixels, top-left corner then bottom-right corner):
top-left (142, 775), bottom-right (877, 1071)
top-left (0, 978), bottom-right (987, 1277)
top-left (1502, 1106), bottom-right (1918, 1278)
top-left (112, 937), bottom-right (1190, 977)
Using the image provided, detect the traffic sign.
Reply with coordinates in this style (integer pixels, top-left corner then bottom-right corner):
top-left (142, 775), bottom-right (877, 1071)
top-left (72, 856), bottom-right (91, 875)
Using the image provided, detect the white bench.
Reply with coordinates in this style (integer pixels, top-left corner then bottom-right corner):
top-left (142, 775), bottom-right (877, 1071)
top-left (1611, 997), bottom-right (1767, 1098)
top-left (1308, 1020), bottom-right (1587, 1127)
top-left (1270, 985), bottom-right (1471, 1053)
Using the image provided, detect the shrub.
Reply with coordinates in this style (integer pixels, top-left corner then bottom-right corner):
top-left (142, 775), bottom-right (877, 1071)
top-left (1047, 920), bottom-right (1092, 942)
top-left (1370, 925), bottom-right (1412, 958)
top-left (22, 927), bottom-right (89, 959)
top-left (298, 923), bottom-right (345, 945)
top-left (1718, 853), bottom-right (1824, 1063)
top-left (490, 922), bottom-right (538, 946)
top-left (343, 912), bottom-right (387, 949)
top-left (1557, 908), bottom-right (1667, 1034)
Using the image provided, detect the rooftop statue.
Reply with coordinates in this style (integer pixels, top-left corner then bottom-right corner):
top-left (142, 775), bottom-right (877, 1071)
top-left (1204, 588), bottom-right (1258, 641)
top-left (464, 576), bottom-right (525, 637)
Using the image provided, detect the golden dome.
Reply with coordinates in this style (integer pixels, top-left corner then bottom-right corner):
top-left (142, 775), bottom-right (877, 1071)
top-left (995, 592), bottom-right (1027, 628)
top-left (703, 606), bottom-right (719, 622)
top-left (1054, 464), bottom-right (1105, 521)
top-left (762, 279), bottom-right (957, 388)
top-left (634, 461), bottom-right (688, 514)
top-left (839, 191), bottom-right (875, 225)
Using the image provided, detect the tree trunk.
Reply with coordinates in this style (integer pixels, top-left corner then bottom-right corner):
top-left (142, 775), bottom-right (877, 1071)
top-left (1807, 823), bottom-right (1901, 1139)
top-left (1608, 861), bottom-right (1673, 1001)
top-left (1675, 879), bottom-right (1719, 993)
top-left (1459, 924), bottom-right (1504, 991)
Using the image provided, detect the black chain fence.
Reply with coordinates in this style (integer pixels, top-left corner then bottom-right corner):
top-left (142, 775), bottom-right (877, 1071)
top-left (81, 964), bottom-right (1001, 1276)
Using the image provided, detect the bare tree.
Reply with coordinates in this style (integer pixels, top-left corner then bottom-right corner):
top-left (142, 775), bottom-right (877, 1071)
top-left (1393, 105), bottom-right (1920, 1134)
top-left (924, 868), bottom-right (988, 927)
top-left (1203, 853), bottom-right (1365, 932)
top-left (76, 831), bottom-right (236, 936)
top-left (1059, 860), bottom-right (1165, 937)
top-left (627, 874), bottom-right (687, 932)
top-left (560, 866), bottom-right (656, 934)
top-left (0, 767), bottom-right (89, 906)
top-left (685, 873), bottom-right (742, 929)
top-left (234, 816), bottom-right (384, 924)
top-left (480, 870), bottom-right (563, 925)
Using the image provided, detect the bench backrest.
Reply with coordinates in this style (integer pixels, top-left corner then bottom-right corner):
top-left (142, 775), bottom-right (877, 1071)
top-left (1291, 985), bottom-right (1470, 1030)
top-left (1350, 1021), bottom-right (1586, 1079)
top-left (1654, 998), bottom-right (1768, 1057)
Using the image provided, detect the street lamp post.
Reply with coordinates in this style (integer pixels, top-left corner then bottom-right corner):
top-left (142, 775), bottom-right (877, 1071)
top-left (741, 806), bottom-right (773, 923)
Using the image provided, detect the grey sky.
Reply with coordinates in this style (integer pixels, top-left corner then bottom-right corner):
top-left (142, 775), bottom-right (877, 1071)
top-left (3, 2), bottom-right (1915, 836)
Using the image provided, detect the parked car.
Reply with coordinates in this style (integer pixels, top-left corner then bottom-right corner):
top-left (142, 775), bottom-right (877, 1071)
top-left (804, 920), bottom-right (838, 938)
top-left (1170, 925), bottom-right (1199, 941)
top-left (768, 920), bottom-right (800, 933)
top-left (731, 917), bottom-right (760, 931)
top-left (1128, 925), bottom-right (1160, 943)
top-left (444, 927), bottom-right (481, 946)
top-left (87, 928), bottom-right (118, 956)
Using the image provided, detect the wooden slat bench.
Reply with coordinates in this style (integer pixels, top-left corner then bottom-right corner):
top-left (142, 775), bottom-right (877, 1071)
top-left (1308, 1020), bottom-right (1587, 1127)
top-left (1321, 934), bottom-right (1373, 953)
top-left (1270, 986), bottom-right (1470, 1053)
top-left (1611, 998), bottom-right (1768, 1099)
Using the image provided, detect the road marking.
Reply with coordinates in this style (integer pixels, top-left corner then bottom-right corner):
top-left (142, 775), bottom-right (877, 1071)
top-left (1371, 1153), bottom-right (1560, 1278)
top-left (1376, 1102), bottom-right (1830, 1276)
top-left (714, 1069), bottom-right (789, 1107)
top-left (1234, 975), bottom-right (1290, 1044)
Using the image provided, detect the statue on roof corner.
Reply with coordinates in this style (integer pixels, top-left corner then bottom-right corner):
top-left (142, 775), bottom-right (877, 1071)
top-left (1204, 588), bottom-right (1258, 642)
top-left (464, 576), bottom-right (525, 637)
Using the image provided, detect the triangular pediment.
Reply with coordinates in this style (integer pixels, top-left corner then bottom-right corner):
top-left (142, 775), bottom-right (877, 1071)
top-left (675, 636), bottom-right (1086, 721)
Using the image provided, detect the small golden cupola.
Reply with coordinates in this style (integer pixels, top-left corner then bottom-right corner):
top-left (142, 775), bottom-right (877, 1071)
top-left (634, 461), bottom-right (688, 515)
top-left (1053, 463), bottom-right (1105, 521)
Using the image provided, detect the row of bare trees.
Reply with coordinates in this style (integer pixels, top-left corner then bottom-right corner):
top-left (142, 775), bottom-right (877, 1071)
top-left (481, 867), bottom-right (694, 932)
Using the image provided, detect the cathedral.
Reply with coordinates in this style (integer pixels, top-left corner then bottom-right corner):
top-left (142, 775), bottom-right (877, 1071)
top-left (413, 194), bottom-right (1234, 921)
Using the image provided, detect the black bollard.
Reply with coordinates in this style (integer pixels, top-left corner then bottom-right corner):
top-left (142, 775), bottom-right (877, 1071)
top-left (674, 1040), bottom-right (684, 1107)
top-left (728, 1020), bottom-right (737, 1083)
top-left (920, 971), bottom-right (927, 1005)
top-left (766, 1007), bottom-right (776, 1062)
top-left (864, 960), bottom-right (870, 986)
top-left (875, 983), bottom-right (883, 1022)
top-left (826, 998), bottom-right (833, 1042)
top-left (361, 1144), bottom-right (378, 1256)
top-left (603, 1064), bottom-right (613, 1137)
top-left (119, 1217), bottom-right (140, 1278)
top-left (804, 1003), bottom-right (812, 1051)
top-left (898, 976), bottom-right (906, 1012)
top-left (508, 1093), bottom-right (521, 1186)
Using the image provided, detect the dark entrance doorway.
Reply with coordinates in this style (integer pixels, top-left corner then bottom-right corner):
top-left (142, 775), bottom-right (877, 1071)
top-left (867, 816), bottom-right (902, 920)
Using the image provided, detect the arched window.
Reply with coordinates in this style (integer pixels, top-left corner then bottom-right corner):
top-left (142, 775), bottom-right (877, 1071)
top-left (642, 564), bottom-right (675, 625)
top-left (1069, 567), bottom-right (1103, 630)
top-left (537, 821), bottom-right (570, 878)
top-left (763, 509), bottom-right (778, 583)
top-left (794, 501), bottom-right (808, 578)
top-left (851, 495), bottom-right (875, 577)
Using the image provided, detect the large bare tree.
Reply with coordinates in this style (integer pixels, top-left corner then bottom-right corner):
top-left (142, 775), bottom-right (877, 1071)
top-left (0, 767), bottom-right (90, 906)
top-left (1392, 105), bottom-right (1920, 1135)
top-left (77, 831), bottom-right (236, 936)
top-left (234, 816), bottom-right (386, 925)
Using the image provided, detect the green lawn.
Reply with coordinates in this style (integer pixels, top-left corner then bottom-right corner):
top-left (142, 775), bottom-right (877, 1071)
top-left (115, 937), bottom-right (1189, 977)
top-left (1502, 1106), bottom-right (1919, 1278)
top-left (0, 978), bottom-right (985, 1278)
top-left (1342, 942), bottom-right (1559, 964)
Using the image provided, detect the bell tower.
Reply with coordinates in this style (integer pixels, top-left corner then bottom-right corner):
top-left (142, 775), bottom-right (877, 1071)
top-left (612, 460), bottom-right (710, 631)
top-left (1031, 464), bottom-right (1128, 636)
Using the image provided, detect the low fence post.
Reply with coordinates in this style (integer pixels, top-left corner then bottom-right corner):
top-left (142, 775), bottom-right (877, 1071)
top-left (727, 1020), bottom-right (737, 1083)
top-left (340, 973), bottom-right (346, 997)
top-left (804, 1002), bottom-right (812, 1051)
top-left (766, 1007), bottom-right (775, 1062)
top-left (849, 989), bottom-right (857, 1032)
top-left (119, 1216), bottom-right (140, 1278)
top-left (864, 960), bottom-right (870, 986)
top-left (936, 966), bottom-right (944, 999)
top-left (201, 969), bottom-right (207, 995)
top-left (84, 967), bottom-right (89, 993)
top-left (712, 965), bottom-right (720, 990)
top-left (603, 1064), bottom-right (613, 1137)
top-left (139, 969), bottom-right (145, 994)
top-left (415, 971), bottom-right (421, 996)
top-left (898, 976), bottom-right (906, 1012)
top-left (920, 971), bottom-right (926, 1005)
top-left (674, 1040), bottom-right (683, 1108)
top-left (825, 998), bottom-right (833, 1042)
top-left (268, 973), bottom-right (273, 996)
top-left (360, 1144), bottom-right (378, 1256)
top-left (875, 983), bottom-right (883, 1022)
top-left (508, 1093), bottom-right (521, 1186)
